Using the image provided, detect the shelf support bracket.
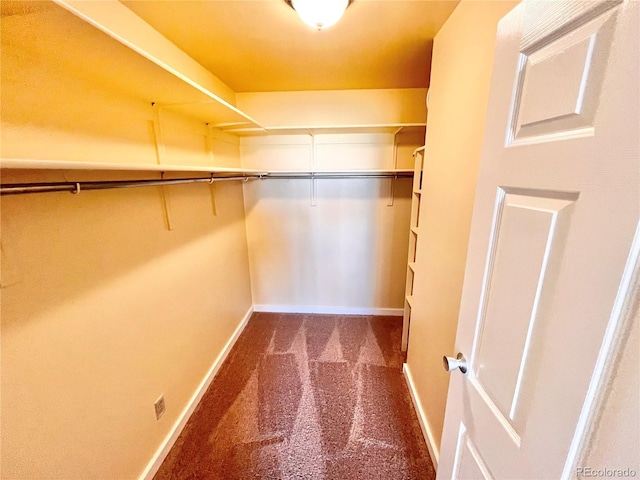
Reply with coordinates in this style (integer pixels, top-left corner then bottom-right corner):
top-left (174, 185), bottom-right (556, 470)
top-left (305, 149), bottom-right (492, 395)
top-left (209, 174), bottom-right (218, 216)
top-left (158, 172), bottom-right (175, 231)
top-left (310, 133), bottom-right (318, 207)
top-left (206, 126), bottom-right (218, 216)
top-left (151, 105), bottom-right (174, 230)
top-left (151, 103), bottom-right (167, 167)
top-left (387, 127), bottom-right (403, 207)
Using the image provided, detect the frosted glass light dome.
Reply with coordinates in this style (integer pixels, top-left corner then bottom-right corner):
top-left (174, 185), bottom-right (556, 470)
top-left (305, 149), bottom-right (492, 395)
top-left (290, 0), bottom-right (350, 30)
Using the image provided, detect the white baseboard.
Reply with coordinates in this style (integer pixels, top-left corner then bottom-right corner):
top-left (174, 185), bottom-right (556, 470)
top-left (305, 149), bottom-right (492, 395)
top-left (139, 306), bottom-right (254, 480)
top-left (403, 363), bottom-right (440, 469)
top-left (253, 304), bottom-right (403, 316)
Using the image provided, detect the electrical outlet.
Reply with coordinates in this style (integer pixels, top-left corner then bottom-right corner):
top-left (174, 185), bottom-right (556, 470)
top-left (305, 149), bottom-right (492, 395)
top-left (154, 395), bottom-right (166, 420)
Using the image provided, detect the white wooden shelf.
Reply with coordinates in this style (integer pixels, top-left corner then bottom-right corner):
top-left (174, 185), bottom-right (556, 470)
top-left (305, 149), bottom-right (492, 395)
top-left (260, 168), bottom-right (414, 176)
top-left (0, 158), bottom-right (263, 174)
top-left (52, 0), bottom-right (264, 131)
top-left (222, 123), bottom-right (427, 137)
top-left (0, 158), bottom-right (414, 179)
top-left (2, 1), bottom-right (263, 134)
top-left (4, 2), bottom-right (427, 144)
top-left (403, 145), bottom-right (426, 352)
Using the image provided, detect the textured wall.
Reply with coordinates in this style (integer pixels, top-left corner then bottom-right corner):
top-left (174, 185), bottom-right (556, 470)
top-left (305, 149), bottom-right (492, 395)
top-left (1, 6), bottom-right (253, 477)
top-left (241, 131), bottom-right (423, 311)
top-left (1, 172), bottom-right (253, 480)
top-left (405, 0), bottom-right (519, 455)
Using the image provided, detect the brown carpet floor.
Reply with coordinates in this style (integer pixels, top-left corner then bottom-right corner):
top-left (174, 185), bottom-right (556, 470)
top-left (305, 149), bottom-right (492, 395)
top-left (154, 312), bottom-right (435, 479)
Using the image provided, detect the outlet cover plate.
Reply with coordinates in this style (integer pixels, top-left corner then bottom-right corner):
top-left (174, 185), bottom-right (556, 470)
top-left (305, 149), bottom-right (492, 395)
top-left (154, 395), bottom-right (165, 420)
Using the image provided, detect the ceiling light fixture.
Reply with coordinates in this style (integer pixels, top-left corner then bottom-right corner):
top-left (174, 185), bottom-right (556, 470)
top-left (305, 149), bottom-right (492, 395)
top-left (285, 0), bottom-right (354, 31)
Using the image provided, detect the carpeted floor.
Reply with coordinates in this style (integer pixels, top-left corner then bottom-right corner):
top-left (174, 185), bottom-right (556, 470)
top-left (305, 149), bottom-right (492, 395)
top-left (154, 312), bottom-right (435, 479)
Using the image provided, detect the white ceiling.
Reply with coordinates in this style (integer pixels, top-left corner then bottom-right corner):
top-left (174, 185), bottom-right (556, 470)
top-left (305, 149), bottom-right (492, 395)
top-left (121, 0), bottom-right (460, 93)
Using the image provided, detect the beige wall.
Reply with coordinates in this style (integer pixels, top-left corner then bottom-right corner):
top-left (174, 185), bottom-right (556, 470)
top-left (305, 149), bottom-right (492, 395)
top-left (406, 0), bottom-right (519, 456)
top-left (241, 130), bottom-right (423, 311)
top-left (237, 89), bottom-right (427, 128)
top-left (1, 172), bottom-right (252, 479)
top-left (1, 3), bottom-right (426, 477)
top-left (1, 12), bottom-right (253, 478)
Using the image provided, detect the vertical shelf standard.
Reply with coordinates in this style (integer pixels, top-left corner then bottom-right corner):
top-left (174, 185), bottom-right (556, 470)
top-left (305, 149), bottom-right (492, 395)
top-left (402, 146), bottom-right (425, 352)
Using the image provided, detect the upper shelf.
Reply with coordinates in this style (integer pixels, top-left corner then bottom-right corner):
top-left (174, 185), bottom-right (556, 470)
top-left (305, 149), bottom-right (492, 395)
top-left (1, 0), bottom-right (262, 131)
top-left (0, 158), bottom-right (262, 174)
top-left (0, 158), bottom-right (414, 178)
top-left (3, 1), bottom-right (426, 136)
top-left (232, 89), bottom-right (428, 137)
top-left (222, 123), bottom-right (427, 137)
top-left (53, 0), bottom-right (263, 130)
top-left (2, 0), bottom-right (428, 177)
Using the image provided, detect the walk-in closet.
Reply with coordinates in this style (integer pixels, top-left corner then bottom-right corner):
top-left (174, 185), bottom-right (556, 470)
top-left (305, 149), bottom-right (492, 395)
top-left (2, 1), bottom-right (638, 479)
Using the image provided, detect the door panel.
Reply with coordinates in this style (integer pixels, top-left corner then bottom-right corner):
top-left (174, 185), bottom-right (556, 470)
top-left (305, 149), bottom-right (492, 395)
top-left (475, 190), bottom-right (577, 426)
top-left (454, 427), bottom-right (493, 480)
top-left (438, 1), bottom-right (638, 479)
top-left (511, 8), bottom-right (618, 144)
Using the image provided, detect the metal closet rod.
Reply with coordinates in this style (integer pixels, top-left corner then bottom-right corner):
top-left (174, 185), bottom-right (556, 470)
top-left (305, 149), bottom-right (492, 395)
top-left (0, 171), bottom-right (413, 196)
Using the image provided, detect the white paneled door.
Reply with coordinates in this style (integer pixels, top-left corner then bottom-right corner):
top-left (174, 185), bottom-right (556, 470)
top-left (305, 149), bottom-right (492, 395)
top-left (438, 1), bottom-right (639, 479)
